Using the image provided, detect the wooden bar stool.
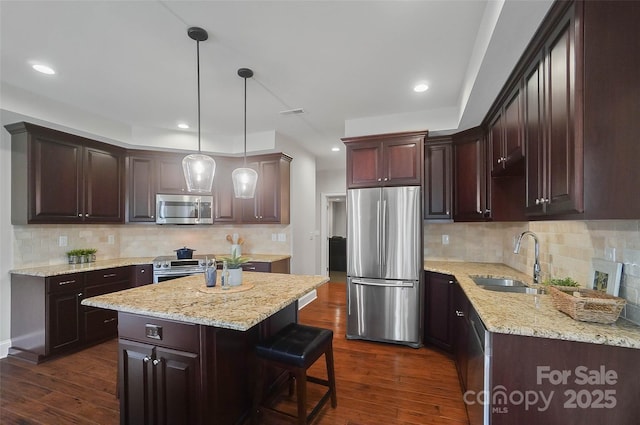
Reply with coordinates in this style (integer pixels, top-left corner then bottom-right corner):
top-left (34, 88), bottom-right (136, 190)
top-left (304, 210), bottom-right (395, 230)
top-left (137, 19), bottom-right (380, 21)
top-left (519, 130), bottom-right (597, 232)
top-left (253, 323), bottom-right (337, 424)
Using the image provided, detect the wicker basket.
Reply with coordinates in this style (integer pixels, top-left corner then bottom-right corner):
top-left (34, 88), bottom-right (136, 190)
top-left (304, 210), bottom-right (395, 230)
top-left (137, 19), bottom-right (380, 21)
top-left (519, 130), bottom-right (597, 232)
top-left (548, 286), bottom-right (625, 324)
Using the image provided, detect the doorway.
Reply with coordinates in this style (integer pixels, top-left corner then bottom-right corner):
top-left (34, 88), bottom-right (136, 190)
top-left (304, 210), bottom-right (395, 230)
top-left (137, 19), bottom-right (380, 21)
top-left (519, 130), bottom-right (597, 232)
top-left (320, 192), bottom-right (347, 283)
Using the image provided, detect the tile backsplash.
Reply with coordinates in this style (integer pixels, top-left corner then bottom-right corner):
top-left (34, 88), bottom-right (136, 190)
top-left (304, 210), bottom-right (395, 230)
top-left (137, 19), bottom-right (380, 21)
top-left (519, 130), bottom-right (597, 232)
top-left (425, 220), bottom-right (640, 325)
top-left (12, 224), bottom-right (291, 267)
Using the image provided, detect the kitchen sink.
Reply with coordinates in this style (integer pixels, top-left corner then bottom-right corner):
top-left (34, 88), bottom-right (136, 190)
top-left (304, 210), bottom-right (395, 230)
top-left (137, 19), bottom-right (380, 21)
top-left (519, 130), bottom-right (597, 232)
top-left (471, 277), bottom-right (527, 287)
top-left (481, 285), bottom-right (542, 294)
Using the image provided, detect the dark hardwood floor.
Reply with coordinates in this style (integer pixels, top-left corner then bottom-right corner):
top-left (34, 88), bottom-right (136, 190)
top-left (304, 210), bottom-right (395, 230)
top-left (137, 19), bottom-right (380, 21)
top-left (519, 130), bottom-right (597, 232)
top-left (0, 282), bottom-right (468, 425)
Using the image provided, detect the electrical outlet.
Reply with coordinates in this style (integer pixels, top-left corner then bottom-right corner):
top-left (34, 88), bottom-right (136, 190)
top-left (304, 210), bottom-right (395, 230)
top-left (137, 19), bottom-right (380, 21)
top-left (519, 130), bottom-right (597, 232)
top-left (277, 233), bottom-right (286, 242)
top-left (442, 235), bottom-right (449, 245)
top-left (605, 247), bottom-right (616, 261)
top-left (58, 236), bottom-right (68, 247)
top-left (108, 235), bottom-right (115, 245)
top-left (271, 233), bottom-right (277, 241)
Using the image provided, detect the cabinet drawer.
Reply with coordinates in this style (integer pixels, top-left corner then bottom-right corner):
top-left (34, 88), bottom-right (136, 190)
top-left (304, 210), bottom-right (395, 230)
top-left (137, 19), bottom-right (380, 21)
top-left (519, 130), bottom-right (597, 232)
top-left (241, 262), bottom-right (271, 272)
top-left (86, 267), bottom-right (130, 285)
top-left (47, 273), bottom-right (85, 293)
top-left (85, 280), bottom-right (130, 298)
top-left (118, 312), bottom-right (200, 352)
top-left (84, 308), bottom-right (118, 343)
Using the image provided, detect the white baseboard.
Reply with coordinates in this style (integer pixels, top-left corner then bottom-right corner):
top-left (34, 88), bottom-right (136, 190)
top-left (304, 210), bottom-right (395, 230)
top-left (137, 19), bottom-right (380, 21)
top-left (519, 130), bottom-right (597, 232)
top-left (0, 339), bottom-right (10, 359)
top-left (298, 289), bottom-right (317, 310)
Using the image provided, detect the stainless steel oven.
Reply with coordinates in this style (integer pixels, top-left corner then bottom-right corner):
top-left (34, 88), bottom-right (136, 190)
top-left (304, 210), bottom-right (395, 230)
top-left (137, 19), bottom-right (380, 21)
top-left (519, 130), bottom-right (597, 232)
top-left (152, 255), bottom-right (215, 283)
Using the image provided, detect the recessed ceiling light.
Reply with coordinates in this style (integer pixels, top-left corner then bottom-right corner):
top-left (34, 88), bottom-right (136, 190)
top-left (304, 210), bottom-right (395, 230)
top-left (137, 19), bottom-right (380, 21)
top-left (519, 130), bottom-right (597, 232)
top-left (177, 123), bottom-right (190, 129)
top-left (331, 147), bottom-right (340, 152)
top-left (413, 83), bottom-right (429, 93)
top-left (32, 64), bottom-right (56, 75)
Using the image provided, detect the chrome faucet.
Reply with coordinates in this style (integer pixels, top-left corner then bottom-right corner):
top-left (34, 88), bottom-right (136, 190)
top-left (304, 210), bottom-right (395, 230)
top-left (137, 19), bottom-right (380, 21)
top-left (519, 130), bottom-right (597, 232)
top-left (513, 231), bottom-right (541, 284)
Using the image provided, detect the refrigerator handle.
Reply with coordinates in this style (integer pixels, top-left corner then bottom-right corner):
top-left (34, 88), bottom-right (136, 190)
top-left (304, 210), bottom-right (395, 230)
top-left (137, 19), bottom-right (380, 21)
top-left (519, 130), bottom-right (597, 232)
top-left (381, 199), bottom-right (387, 266)
top-left (376, 199), bottom-right (381, 267)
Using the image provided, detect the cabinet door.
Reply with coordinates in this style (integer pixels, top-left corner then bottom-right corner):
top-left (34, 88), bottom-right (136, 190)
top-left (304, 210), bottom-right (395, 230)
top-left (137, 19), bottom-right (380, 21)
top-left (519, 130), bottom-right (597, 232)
top-left (212, 157), bottom-right (239, 223)
top-left (524, 58), bottom-right (545, 215)
top-left (453, 133), bottom-right (489, 221)
top-left (84, 147), bottom-right (124, 222)
top-left (425, 272), bottom-right (454, 351)
top-left (383, 139), bottom-right (423, 186)
top-left (256, 158), bottom-right (281, 223)
top-left (155, 347), bottom-right (200, 425)
top-left (128, 156), bottom-right (156, 222)
top-left (503, 88), bottom-right (524, 165)
top-left (131, 264), bottom-right (153, 287)
top-left (452, 281), bottom-right (469, 391)
top-left (544, 13), bottom-right (583, 215)
top-left (345, 142), bottom-right (381, 188)
top-left (119, 339), bottom-right (155, 425)
top-left (239, 160), bottom-right (261, 223)
top-left (48, 290), bottom-right (83, 353)
top-left (157, 155), bottom-right (188, 194)
top-left (424, 142), bottom-right (452, 220)
top-left (31, 135), bottom-right (83, 222)
top-left (489, 113), bottom-right (503, 175)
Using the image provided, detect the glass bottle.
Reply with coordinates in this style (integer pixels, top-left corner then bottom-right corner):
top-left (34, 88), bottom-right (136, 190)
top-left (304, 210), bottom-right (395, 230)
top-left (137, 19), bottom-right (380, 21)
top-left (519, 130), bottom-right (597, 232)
top-left (222, 260), bottom-right (230, 290)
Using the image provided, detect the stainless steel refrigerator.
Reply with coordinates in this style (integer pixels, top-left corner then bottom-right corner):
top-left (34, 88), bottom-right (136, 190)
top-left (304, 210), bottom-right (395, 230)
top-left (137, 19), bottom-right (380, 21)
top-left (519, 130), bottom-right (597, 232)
top-left (346, 186), bottom-right (423, 348)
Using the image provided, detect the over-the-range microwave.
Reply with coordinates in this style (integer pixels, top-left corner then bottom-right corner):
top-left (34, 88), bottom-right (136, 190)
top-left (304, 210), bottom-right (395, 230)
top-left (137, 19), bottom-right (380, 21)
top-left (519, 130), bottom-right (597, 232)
top-left (155, 194), bottom-right (213, 224)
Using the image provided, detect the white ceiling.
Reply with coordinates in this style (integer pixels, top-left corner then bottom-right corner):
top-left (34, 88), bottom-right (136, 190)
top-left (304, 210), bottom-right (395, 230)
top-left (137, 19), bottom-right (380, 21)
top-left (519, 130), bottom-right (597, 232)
top-left (0, 0), bottom-right (553, 170)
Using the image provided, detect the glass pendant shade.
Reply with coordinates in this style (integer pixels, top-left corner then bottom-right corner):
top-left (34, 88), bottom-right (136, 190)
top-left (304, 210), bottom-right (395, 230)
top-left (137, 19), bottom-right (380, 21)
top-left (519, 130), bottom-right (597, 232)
top-left (182, 153), bottom-right (216, 193)
top-left (232, 167), bottom-right (258, 199)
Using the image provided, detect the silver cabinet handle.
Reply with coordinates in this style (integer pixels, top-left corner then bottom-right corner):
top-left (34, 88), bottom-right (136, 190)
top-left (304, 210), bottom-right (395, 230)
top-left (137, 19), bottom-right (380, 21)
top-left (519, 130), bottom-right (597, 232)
top-left (103, 273), bottom-right (117, 278)
top-left (455, 310), bottom-right (464, 317)
top-left (103, 318), bottom-right (116, 324)
top-left (152, 359), bottom-right (161, 366)
top-left (140, 269), bottom-right (145, 273)
top-left (58, 280), bottom-right (76, 286)
top-left (448, 280), bottom-right (454, 285)
top-left (244, 266), bottom-right (256, 271)
top-left (377, 178), bottom-right (382, 182)
top-left (78, 214), bottom-right (82, 217)
top-left (151, 215), bottom-right (154, 219)
top-left (85, 214), bottom-right (89, 217)
top-left (383, 177), bottom-right (388, 181)
top-left (77, 293), bottom-right (83, 298)
top-left (143, 356), bottom-right (151, 363)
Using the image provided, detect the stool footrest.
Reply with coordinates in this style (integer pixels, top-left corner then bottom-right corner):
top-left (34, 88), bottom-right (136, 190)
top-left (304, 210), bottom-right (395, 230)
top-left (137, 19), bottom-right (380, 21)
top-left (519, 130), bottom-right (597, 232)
top-left (307, 376), bottom-right (329, 387)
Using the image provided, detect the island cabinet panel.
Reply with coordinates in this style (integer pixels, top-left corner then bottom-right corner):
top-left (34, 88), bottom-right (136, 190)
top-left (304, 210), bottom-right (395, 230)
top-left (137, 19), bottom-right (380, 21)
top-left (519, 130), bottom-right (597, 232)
top-left (342, 130), bottom-right (426, 188)
top-left (131, 264), bottom-right (153, 287)
top-left (452, 128), bottom-right (491, 222)
top-left (240, 258), bottom-right (290, 274)
top-left (239, 153), bottom-right (292, 224)
top-left (6, 122), bottom-right (125, 224)
top-left (424, 271), bottom-right (455, 351)
top-left (9, 267), bottom-right (135, 363)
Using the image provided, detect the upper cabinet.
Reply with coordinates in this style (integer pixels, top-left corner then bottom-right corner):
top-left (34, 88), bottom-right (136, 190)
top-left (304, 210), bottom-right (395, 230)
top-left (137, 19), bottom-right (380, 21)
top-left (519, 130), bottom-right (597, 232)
top-left (212, 156), bottom-right (241, 223)
top-left (239, 153), bottom-right (292, 224)
top-left (342, 131), bottom-right (426, 188)
top-left (6, 122), bottom-right (124, 224)
top-left (489, 88), bottom-right (525, 177)
top-left (424, 137), bottom-right (452, 221)
top-left (452, 129), bottom-right (491, 222)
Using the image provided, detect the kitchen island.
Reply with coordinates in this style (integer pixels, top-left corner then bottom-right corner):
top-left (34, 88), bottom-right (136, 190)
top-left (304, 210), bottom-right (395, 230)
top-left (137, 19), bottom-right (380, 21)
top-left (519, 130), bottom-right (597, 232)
top-left (82, 272), bottom-right (328, 425)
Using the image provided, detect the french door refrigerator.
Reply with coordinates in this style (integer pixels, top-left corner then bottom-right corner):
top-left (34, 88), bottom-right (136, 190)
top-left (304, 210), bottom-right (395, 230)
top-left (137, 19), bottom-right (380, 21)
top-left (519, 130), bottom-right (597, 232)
top-left (346, 186), bottom-right (423, 348)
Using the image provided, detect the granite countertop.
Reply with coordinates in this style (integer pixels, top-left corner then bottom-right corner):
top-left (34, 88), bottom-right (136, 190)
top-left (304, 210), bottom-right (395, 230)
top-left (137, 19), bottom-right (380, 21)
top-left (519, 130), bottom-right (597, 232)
top-left (424, 261), bottom-right (640, 349)
top-left (82, 272), bottom-right (327, 331)
top-left (10, 254), bottom-right (292, 277)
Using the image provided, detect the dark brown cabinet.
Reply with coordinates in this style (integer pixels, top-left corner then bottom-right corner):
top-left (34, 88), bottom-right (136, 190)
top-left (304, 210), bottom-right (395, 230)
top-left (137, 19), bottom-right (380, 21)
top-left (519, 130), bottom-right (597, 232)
top-left (424, 139), bottom-right (452, 220)
top-left (131, 264), bottom-right (153, 287)
top-left (213, 157), bottom-right (240, 223)
top-left (239, 153), bottom-right (291, 224)
top-left (342, 131), bottom-right (426, 188)
top-left (156, 155), bottom-right (190, 195)
top-left (9, 266), bottom-right (139, 363)
top-left (452, 128), bottom-right (491, 221)
top-left (127, 155), bottom-right (157, 222)
top-left (119, 338), bottom-right (200, 425)
top-left (6, 122), bottom-right (124, 224)
top-left (424, 271), bottom-right (455, 351)
top-left (452, 280), bottom-right (470, 392)
top-left (490, 89), bottom-right (525, 177)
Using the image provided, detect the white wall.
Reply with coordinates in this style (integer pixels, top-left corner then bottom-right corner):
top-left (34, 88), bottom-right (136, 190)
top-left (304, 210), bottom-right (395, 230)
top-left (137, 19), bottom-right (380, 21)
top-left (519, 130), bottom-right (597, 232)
top-left (330, 200), bottom-right (347, 237)
top-left (275, 133), bottom-right (317, 275)
top-left (0, 111), bottom-right (13, 357)
top-left (316, 169), bottom-right (346, 274)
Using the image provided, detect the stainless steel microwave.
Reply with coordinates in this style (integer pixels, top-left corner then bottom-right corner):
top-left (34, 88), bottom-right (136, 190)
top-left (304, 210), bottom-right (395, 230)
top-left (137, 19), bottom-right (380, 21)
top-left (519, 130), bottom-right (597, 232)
top-left (155, 194), bottom-right (213, 224)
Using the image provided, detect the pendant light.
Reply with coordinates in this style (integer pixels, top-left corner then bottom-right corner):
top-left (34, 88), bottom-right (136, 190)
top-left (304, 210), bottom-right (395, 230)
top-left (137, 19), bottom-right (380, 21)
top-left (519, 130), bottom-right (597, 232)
top-left (182, 27), bottom-right (216, 193)
top-left (232, 68), bottom-right (258, 199)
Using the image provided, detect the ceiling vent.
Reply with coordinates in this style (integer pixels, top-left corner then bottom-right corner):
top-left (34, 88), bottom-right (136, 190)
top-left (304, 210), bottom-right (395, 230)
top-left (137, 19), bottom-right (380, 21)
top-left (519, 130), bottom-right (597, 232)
top-left (279, 108), bottom-right (305, 116)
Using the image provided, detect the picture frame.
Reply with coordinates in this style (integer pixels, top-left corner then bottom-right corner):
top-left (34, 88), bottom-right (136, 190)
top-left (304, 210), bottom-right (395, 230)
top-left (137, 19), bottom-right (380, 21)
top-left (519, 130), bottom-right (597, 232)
top-left (589, 258), bottom-right (623, 296)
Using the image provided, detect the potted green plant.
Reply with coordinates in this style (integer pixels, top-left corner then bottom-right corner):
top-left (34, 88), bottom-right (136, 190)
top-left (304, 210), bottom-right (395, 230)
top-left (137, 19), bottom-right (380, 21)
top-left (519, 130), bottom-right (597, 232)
top-left (220, 251), bottom-right (251, 286)
top-left (86, 248), bottom-right (97, 262)
top-left (541, 277), bottom-right (580, 294)
top-left (66, 249), bottom-right (82, 264)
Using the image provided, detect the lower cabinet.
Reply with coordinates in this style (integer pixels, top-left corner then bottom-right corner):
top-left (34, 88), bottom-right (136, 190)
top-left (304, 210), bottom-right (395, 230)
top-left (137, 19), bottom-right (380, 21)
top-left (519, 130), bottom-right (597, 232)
top-left (9, 266), bottom-right (139, 363)
top-left (241, 258), bottom-right (290, 274)
top-left (424, 271), bottom-right (455, 351)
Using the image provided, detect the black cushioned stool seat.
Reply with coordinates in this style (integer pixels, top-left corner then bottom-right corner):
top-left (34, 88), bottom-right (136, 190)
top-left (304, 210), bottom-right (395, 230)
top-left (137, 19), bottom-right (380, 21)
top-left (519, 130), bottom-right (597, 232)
top-left (253, 323), bottom-right (337, 425)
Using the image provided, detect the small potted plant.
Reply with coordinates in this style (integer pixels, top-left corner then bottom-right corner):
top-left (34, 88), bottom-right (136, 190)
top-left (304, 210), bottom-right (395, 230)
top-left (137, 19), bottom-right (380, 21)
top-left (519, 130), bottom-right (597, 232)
top-left (541, 277), bottom-right (580, 294)
top-left (221, 251), bottom-right (251, 286)
top-left (86, 248), bottom-right (97, 262)
top-left (66, 249), bottom-right (82, 264)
